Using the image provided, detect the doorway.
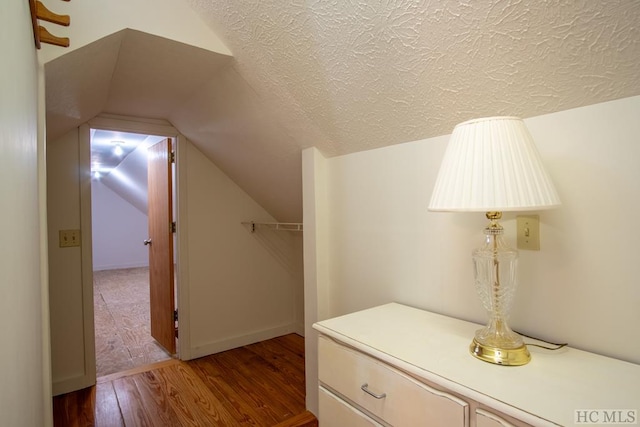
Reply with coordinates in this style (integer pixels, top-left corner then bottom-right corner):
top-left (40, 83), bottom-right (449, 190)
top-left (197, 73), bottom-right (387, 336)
top-left (90, 128), bottom-right (176, 377)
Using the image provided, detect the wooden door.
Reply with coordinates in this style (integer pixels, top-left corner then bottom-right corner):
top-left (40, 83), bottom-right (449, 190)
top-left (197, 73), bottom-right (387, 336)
top-left (147, 138), bottom-right (176, 354)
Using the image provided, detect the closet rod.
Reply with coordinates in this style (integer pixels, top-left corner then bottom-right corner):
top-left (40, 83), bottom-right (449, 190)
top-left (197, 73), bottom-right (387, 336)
top-left (242, 221), bottom-right (303, 233)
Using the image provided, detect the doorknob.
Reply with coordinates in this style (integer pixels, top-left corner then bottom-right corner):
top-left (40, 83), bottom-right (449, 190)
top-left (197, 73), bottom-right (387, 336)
top-left (143, 239), bottom-right (152, 246)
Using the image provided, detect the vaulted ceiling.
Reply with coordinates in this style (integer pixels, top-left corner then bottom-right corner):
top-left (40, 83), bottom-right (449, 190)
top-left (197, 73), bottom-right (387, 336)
top-left (45, 1), bottom-right (640, 222)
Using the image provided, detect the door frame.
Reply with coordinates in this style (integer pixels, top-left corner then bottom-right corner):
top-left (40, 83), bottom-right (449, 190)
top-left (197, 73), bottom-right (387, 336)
top-left (79, 114), bottom-right (192, 380)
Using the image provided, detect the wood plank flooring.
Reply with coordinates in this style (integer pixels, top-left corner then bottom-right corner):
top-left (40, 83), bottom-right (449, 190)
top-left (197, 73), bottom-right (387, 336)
top-left (53, 334), bottom-right (316, 426)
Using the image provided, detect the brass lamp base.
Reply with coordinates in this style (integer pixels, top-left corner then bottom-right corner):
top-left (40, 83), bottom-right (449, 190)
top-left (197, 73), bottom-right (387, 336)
top-left (470, 339), bottom-right (531, 366)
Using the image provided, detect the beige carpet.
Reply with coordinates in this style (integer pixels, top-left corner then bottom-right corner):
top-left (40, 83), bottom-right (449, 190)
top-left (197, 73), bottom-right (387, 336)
top-left (93, 267), bottom-right (172, 377)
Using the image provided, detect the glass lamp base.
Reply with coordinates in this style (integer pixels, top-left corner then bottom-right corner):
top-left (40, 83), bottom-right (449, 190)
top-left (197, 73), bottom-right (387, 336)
top-left (469, 338), bottom-right (531, 366)
top-left (470, 212), bottom-right (530, 367)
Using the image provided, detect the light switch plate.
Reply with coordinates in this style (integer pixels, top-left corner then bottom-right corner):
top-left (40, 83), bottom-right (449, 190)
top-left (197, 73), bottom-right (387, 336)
top-left (59, 229), bottom-right (81, 248)
top-left (517, 215), bottom-right (540, 251)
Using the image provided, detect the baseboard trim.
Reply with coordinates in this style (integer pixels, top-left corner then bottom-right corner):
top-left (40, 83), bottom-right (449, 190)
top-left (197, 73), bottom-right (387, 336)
top-left (189, 323), bottom-right (299, 360)
top-left (52, 373), bottom-right (95, 397)
top-left (294, 321), bottom-right (305, 336)
top-left (93, 262), bottom-right (149, 271)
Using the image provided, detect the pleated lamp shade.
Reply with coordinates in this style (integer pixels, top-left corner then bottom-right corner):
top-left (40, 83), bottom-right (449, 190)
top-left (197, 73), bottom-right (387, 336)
top-left (429, 117), bottom-right (560, 212)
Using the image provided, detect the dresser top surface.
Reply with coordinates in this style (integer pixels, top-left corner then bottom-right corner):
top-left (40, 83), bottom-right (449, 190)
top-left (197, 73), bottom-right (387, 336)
top-left (313, 303), bottom-right (640, 426)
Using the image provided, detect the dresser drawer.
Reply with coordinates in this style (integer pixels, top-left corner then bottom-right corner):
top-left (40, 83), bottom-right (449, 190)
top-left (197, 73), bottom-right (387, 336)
top-left (319, 386), bottom-right (384, 427)
top-left (476, 408), bottom-right (516, 427)
top-left (318, 336), bottom-right (468, 427)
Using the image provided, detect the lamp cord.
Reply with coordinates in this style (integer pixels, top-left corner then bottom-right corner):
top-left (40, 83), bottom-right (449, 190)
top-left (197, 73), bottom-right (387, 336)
top-left (515, 331), bottom-right (568, 350)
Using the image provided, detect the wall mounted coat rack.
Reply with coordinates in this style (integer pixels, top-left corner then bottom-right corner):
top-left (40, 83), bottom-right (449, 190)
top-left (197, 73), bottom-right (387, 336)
top-left (29, 0), bottom-right (70, 49)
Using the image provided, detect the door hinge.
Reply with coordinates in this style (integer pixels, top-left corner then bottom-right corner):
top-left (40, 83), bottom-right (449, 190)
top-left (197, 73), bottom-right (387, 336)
top-left (174, 309), bottom-right (178, 322)
top-left (170, 151), bottom-right (176, 163)
top-left (171, 222), bottom-right (176, 233)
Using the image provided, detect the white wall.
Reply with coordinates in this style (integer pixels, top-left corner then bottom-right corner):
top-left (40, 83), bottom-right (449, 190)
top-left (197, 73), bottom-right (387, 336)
top-left (303, 96), bottom-right (640, 411)
top-left (302, 147), bottom-right (330, 415)
top-left (91, 180), bottom-right (149, 270)
top-left (48, 125), bottom-right (304, 390)
top-left (0, 1), bottom-right (50, 425)
top-left (47, 128), bottom-right (92, 394)
top-left (184, 140), bottom-right (303, 359)
top-left (38, 0), bottom-right (231, 65)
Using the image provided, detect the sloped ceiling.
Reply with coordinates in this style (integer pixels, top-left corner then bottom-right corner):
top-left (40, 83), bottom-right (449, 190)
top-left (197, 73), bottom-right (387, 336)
top-left (185, 0), bottom-right (640, 154)
top-left (46, 2), bottom-right (640, 222)
top-left (46, 29), bottom-right (232, 139)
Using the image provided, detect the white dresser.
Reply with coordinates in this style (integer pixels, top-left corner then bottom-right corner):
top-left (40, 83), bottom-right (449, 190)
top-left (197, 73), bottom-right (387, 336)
top-left (313, 303), bottom-right (640, 426)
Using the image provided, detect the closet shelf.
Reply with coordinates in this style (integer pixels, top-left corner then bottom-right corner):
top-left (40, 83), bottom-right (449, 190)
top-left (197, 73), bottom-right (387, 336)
top-left (242, 221), bottom-right (303, 233)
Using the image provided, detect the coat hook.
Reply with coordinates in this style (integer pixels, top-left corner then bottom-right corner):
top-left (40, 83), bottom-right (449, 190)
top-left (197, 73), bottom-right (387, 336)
top-left (29, 0), bottom-right (71, 49)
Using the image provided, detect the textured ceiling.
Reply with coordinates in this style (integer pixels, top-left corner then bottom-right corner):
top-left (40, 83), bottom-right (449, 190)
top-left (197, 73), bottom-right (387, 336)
top-left (185, 0), bottom-right (640, 156)
top-left (45, 1), bottom-right (640, 222)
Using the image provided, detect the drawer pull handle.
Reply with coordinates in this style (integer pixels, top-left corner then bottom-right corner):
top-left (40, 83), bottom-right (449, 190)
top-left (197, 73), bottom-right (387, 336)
top-left (361, 383), bottom-right (386, 399)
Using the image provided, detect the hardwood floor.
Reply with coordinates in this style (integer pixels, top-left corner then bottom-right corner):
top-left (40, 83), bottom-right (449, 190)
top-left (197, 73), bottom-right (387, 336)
top-left (53, 334), bottom-right (316, 426)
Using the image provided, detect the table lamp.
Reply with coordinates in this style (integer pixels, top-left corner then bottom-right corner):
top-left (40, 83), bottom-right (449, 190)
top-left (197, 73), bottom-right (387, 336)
top-left (428, 116), bottom-right (560, 365)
